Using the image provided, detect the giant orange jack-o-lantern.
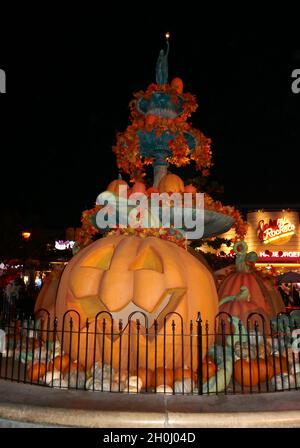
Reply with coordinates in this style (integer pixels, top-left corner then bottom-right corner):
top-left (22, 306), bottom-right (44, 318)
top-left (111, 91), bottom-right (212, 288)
top-left (55, 234), bottom-right (218, 370)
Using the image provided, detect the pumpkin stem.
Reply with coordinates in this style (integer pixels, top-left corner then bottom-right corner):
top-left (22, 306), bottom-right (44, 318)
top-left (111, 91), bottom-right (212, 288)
top-left (219, 295), bottom-right (236, 307)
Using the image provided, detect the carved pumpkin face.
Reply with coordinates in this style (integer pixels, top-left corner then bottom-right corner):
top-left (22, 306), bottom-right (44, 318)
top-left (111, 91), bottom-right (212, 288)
top-left (55, 234), bottom-right (218, 369)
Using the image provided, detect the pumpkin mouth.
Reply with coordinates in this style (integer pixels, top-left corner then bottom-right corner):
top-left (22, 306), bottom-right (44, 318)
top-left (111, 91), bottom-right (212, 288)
top-left (75, 287), bottom-right (187, 335)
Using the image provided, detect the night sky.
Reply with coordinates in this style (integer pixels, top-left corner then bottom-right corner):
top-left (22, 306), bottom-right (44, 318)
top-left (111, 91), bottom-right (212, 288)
top-left (1, 16), bottom-right (300, 236)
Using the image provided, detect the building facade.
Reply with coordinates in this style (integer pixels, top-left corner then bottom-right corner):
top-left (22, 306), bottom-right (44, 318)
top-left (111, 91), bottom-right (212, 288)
top-left (245, 210), bottom-right (300, 273)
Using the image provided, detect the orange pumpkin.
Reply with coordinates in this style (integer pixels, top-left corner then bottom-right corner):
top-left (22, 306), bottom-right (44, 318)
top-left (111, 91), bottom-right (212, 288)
top-left (192, 360), bottom-right (216, 384)
top-left (171, 77), bottom-right (184, 94)
top-left (158, 174), bottom-right (185, 193)
top-left (267, 356), bottom-right (288, 379)
top-left (48, 354), bottom-right (70, 373)
top-left (218, 271), bottom-right (285, 326)
top-left (155, 367), bottom-right (174, 387)
top-left (27, 362), bottom-right (46, 382)
top-left (131, 182), bottom-right (147, 194)
top-left (184, 184), bottom-right (197, 194)
top-left (69, 360), bottom-right (85, 373)
top-left (234, 359), bottom-right (268, 387)
top-left (55, 234), bottom-right (218, 370)
top-left (146, 186), bottom-right (159, 196)
top-left (106, 179), bottom-right (129, 197)
top-left (174, 367), bottom-right (193, 382)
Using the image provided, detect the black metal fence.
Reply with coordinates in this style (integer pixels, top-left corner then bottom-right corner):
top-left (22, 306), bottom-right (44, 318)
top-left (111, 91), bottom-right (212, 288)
top-left (1, 308), bottom-right (300, 395)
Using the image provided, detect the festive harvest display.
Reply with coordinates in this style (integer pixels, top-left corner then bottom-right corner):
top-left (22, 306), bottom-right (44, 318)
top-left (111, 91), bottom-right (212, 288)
top-left (2, 310), bottom-right (300, 395)
top-left (27, 36), bottom-right (294, 397)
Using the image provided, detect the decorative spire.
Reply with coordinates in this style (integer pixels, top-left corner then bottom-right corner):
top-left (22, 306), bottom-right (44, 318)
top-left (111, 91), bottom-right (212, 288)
top-left (155, 33), bottom-right (170, 85)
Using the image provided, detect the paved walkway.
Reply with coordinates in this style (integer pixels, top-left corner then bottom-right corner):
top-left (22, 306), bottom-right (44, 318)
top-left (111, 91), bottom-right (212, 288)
top-left (1, 380), bottom-right (300, 427)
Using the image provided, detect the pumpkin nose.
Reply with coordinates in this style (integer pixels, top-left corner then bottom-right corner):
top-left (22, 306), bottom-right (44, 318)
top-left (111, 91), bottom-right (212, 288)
top-left (100, 268), bottom-right (134, 311)
top-left (132, 270), bottom-right (165, 312)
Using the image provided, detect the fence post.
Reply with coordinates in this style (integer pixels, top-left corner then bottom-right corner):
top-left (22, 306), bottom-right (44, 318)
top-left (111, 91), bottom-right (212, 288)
top-left (154, 319), bottom-right (158, 393)
top-left (190, 320), bottom-right (193, 395)
top-left (84, 318), bottom-right (89, 390)
top-left (197, 312), bottom-right (203, 395)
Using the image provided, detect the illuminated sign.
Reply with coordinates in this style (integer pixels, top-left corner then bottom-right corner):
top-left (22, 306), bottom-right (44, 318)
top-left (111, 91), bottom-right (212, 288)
top-left (259, 251), bottom-right (300, 258)
top-left (257, 217), bottom-right (295, 244)
top-left (55, 240), bottom-right (75, 250)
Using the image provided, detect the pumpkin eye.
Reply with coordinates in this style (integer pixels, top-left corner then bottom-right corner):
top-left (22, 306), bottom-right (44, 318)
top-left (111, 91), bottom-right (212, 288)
top-left (80, 244), bottom-right (114, 270)
top-left (130, 246), bottom-right (163, 273)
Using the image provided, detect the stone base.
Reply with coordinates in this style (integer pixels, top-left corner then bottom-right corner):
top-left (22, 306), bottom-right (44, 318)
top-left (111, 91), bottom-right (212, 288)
top-left (1, 380), bottom-right (300, 428)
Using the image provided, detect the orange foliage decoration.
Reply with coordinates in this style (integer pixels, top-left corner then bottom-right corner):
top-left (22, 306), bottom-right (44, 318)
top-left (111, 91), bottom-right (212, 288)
top-left (112, 83), bottom-right (212, 182)
top-left (204, 193), bottom-right (248, 241)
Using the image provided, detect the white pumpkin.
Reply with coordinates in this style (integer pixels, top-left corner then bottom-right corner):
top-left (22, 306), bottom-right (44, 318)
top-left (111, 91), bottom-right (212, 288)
top-left (100, 379), bottom-right (111, 391)
top-left (90, 362), bottom-right (114, 381)
top-left (125, 376), bottom-right (142, 392)
top-left (64, 371), bottom-right (86, 389)
top-left (85, 376), bottom-right (111, 391)
top-left (3, 349), bottom-right (16, 358)
top-left (248, 331), bottom-right (264, 346)
top-left (156, 385), bottom-right (173, 394)
top-left (270, 373), bottom-right (300, 391)
top-left (85, 377), bottom-right (103, 391)
top-left (234, 341), bottom-right (256, 360)
top-left (271, 337), bottom-right (287, 355)
top-left (43, 369), bottom-right (61, 385)
top-left (289, 362), bottom-right (300, 374)
top-left (51, 378), bottom-right (68, 388)
top-left (174, 378), bottom-right (193, 394)
top-left (126, 385), bottom-right (140, 393)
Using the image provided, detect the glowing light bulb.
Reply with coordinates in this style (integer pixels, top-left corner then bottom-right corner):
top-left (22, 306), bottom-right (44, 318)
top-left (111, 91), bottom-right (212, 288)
top-left (165, 32), bottom-right (170, 40)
